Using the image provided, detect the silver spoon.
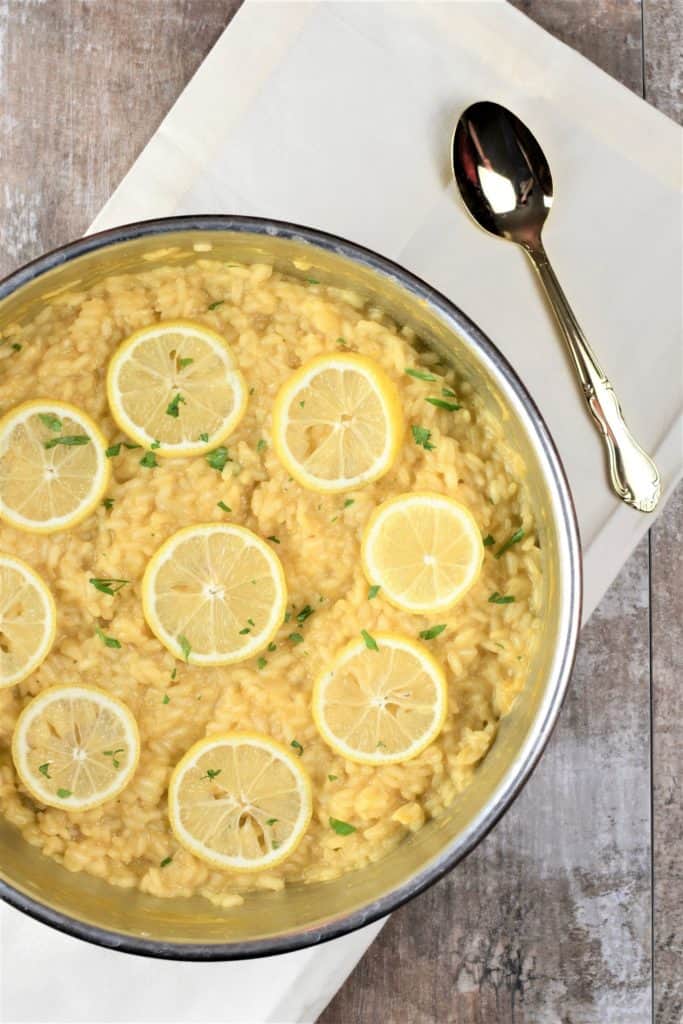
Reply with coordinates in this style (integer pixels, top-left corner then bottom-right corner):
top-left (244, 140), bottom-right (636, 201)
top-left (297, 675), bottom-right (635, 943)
top-left (452, 100), bottom-right (660, 513)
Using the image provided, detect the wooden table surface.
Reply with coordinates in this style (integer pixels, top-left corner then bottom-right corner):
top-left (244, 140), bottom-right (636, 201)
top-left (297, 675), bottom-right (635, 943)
top-left (1, 2), bottom-right (681, 1022)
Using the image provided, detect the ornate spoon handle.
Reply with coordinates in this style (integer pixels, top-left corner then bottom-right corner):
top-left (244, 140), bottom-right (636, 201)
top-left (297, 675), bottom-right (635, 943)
top-left (526, 245), bottom-right (660, 513)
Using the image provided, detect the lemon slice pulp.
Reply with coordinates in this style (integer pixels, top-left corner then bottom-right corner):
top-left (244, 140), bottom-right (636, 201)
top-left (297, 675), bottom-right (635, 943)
top-left (271, 353), bottom-right (403, 492)
top-left (0, 400), bottom-right (111, 533)
top-left (313, 633), bottom-right (447, 765)
top-left (142, 524), bottom-right (287, 665)
top-left (0, 555), bottom-right (56, 689)
top-left (12, 684), bottom-right (140, 811)
top-left (168, 732), bottom-right (312, 870)
top-left (106, 320), bottom-right (247, 457)
top-left (362, 492), bottom-right (484, 613)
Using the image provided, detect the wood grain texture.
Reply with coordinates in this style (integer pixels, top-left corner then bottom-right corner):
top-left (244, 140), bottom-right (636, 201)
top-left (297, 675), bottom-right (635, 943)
top-left (0, 2), bottom-right (680, 1022)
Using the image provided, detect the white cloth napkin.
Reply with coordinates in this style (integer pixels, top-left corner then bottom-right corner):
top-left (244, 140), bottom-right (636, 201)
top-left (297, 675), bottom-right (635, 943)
top-left (2, 2), bottom-right (681, 1021)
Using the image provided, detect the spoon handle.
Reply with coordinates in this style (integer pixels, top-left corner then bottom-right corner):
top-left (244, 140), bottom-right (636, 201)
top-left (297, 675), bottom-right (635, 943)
top-left (526, 245), bottom-right (661, 513)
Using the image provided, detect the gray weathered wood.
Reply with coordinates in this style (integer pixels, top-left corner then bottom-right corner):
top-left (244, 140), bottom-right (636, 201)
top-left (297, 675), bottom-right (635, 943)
top-left (0, 2), bottom-right (680, 1022)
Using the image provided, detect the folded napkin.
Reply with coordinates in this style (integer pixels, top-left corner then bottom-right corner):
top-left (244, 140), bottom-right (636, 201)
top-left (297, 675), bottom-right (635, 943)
top-left (3, 2), bottom-right (681, 1021)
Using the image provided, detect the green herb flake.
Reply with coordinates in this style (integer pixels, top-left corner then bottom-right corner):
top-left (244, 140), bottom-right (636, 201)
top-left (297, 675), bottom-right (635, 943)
top-left (38, 763), bottom-right (51, 778)
top-left (296, 604), bottom-right (314, 625)
top-left (442, 386), bottom-right (457, 398)
top-left (139, 450), bottom-right (158, 468)
top-left (256, 439), bottom-right (267, 453)
top-left (170, 667), bottom-right (177, 681)
top-left (328, 774), bottom-right (338, 782)
top-left (343, 499), bottom-right (355, 509)
top-left (208, 300), bottom-right (224, 310)
top-left (495, 528), bottom-right (525, 559)
top-left (201, 768), bottom-right (222, 780)
top-left (165, 392), bottom-right (186, 418)
top-left (482, 534), bottom-right (496, 547)
top-left (239, 626), bottom-right (251, 635)
top-left (160, 856), bottom-right (173, 868)
top-left (329, 817), bottom-right (356, 836)
top-left (288, 632), bottom-right (304, 645)
top-left (150, 439), bottom-right (161, 450)
top-left (267, 642), bottom-right (277, 652)
top-left (425, 396), bottom-right (461, 412)
top-left (57, 788), bottom-right (72, 799)
top-left (272, 841), bottom-right (281, 849)
top-left (106, 444), bottom-right (121, 458)
top-left (102, 498), bottom-right (114, 510)
top-left (178, 634), bottom-right (192, 661)
top-left (206, 446), bottom-right (230, 471)
top-left (95, 626), bottom-right (121, 649)
top-left (405, 368), bottom-right (437, 382)
top-left (284, 611), bottom-right (291, 623)
top-left (266, 818), bottom-right (278, 826)
top-left (336, 337), bottom-right (347, 348)
top-left (162, 694), bottom-right (170, 704)
top-left (298, 400), bottom-right (305, 408)
top-left (257, 657), bottom-right (267, 670)
top-left (217, 500), bottom-right (232, 514)
top-left (11, 342), bottom-right (21, 352)
top-left (178, 357), bottom-right (194, 369)
top-left (360, 629), bottom-right (379, 652)
top-left (103, 747), bottom-right (124, 769)
top-left (290, 739), bottom-right (304, 756)
top-left (306, 277), bottom-right (320, 284)
top-left (247, 617), bottom-right (255, 627)
top-left (38, 413), bottom-right (62, 432)
top-left (419, 624), bottom-right (447, 640)
top-left (124, 442), bottom-right (142, 450)
top-left (89, 577), bottom-right (129, 597)
top-left (367, 584), bottom-right (381, 600)
top-left (44, 434), bottom-right (90, 450)
top-left (267, 535), bottom-right (280, 544)
top-left (411, 425), bottom-right (436, 451)
top-left (199, 432), bottom-right (209, 443)
top-left (488, 592), bottom-right (515, 605)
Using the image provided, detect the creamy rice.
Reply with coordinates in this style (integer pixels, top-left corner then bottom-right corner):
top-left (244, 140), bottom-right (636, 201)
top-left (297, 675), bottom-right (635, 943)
top-left (0, 260), bottom-right (541, 906)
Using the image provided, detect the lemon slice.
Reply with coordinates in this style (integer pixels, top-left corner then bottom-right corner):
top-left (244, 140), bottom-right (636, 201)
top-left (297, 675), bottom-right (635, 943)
top-left (0, 555), bottom-right (56, 689)
top-left (313, 633), bottom-right (447, 765)
top-left (0, 400), bottom-right (111, 534)
top-left (361, 492), bottom-right (484, 614)
top-left (106, 320), bottom-right (247, 457)
top-left (142, 524), bottom-right (287, 665)
top-left (168, 732), bottom-right (312, 870)
top-left (271, 353), bottom-right (403, 492)
top-left (12, 684), bottom-right (140, 811)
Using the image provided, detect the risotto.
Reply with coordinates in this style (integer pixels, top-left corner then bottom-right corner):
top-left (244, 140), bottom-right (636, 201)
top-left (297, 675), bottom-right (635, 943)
top-left (0, 259), bottom-right (541, 906)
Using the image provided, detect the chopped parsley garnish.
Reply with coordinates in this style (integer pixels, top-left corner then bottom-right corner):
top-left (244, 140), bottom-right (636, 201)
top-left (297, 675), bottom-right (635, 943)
top-left (178, 634), bottom-right (192, 661)
top-left (288, 632), bottom-right (304, 645)
top-left (150, 439), bottom-right (161, 450)
top-left (199, 432), bottom-right (209, 443)
top-left (139, 450), bottom-right (158, 468)
top-left (296, 604), bottom-right (314, 625)
top-left (208, 300), bottom-right (224, 310)
top-left (38, 763), bottom-right (51, 778)
top-left (299, 400), bottom-right (305, 408)
top-left (488, 592), bottom-right (515, 604)
top-left (256, 439), bottom-right (267, 453)
top-left (102, 498), bottom-right (114, 510)
top-left (343, 499), bottom-right (355, 508)
top-left (165, 392), bottom-right (186, 418)
top-left (329, 817), bottom-right (356, 836)
top-left (290, 739), bottom-right (304, 756)
top-left (44, 434), bottom-right (90, 449)
top-left (495, 528), bottom-right (525, 559)
top-left (95, 626), bottom-right (121, 649)
top-left (419, 624), bottom-right (447, 640)
top-left (247, 617), bottom-right (255, 626)
top-left (10, 343), bottom-right (21, 352)
top-left (206, 446), bottom-right (230, 471)
top-left (266, 818), bottom-right (278, 826)
top-left (239, 626), bottom-right (251, 635)
top-left (257, 657), bottom-right (267, 670)
top-left (328, 774), bottom-right (338, 782)
top-left (482, 534), bottom-right (496, 547)
top-left (442, 386), bottom-right (457, 398)
top-left (178, 357), bottom-right (194, 369)
top-left (105, 442), bottom-right (141, 458)
top-left (360, 629), bottom-right (379, 651)
top-left (217, 500), bottom-right (231, 513)
top-left (267, 642), bottom-right (277, 652)
top-left (306, 277), bottom-right (320, 284)
top-left (38, 413), bottom-right (62, 432)
top-left (200, 768), bottom-right (222, 781)
top-left (89, 577), bottom-right (129, 596)
top-left (284, 611), bottom-right (291, 623)
top-left (405, 368), bottom-right (437, 382)
top-left (425, 397), bottom-right (461, 412)
top-left (103, 747), bottom-right (124, 769)
top-left (336, 337), bottom-right (347, 348)
top-left (57, 788), bottom-right (72, 799)
top-left (170, 667), bottom-right (177, 681)
top-left (267, 535), bottom-right (280, 544)
top-left (272, 841), bottom-right (281, 849)
top-left (411, 425), bottom-right (435, 450)
top-left (367, 584), bottom-right (381, 600)
top-left (160, 856), bottom-right (173, 867)
top-left (162, 694), bottom-right (170, 704)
